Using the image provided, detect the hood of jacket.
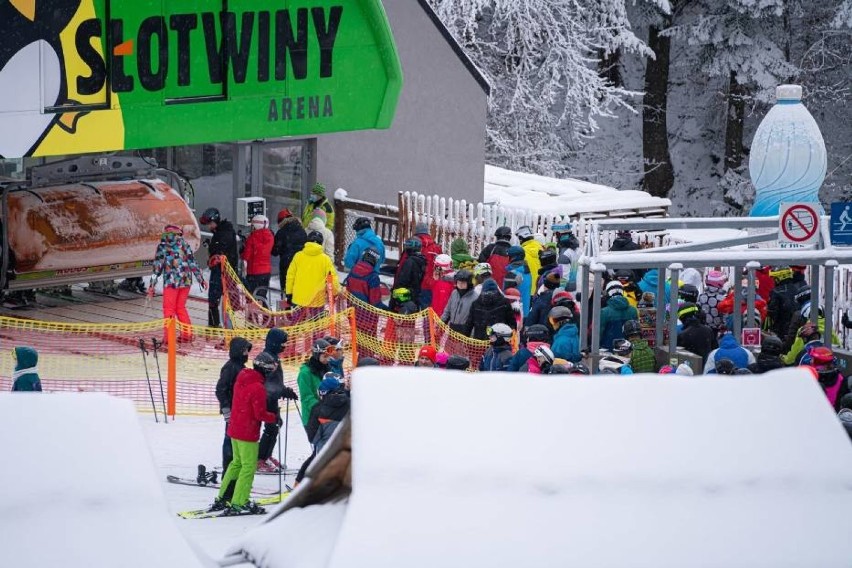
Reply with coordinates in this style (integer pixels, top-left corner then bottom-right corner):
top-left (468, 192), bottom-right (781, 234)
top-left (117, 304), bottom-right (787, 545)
top-left (611, 236), bottom-right (634, 249)
top-left (641, 269), bottom-right (659, 289)
top-left (278, 216), bottom-right (300, 230)
top-left (264, 327), bottom-right (288, 355)
top-left (322, 389), bottom-right (350, 410)
top-left (351, 260), bottom-right (375, 278)
top-left (236, 367), bottom-right (264, 389)
top-left (719, 333), bottom-right (740, 350)
top-left (301, 242), bottom-right (325, 256)
top-left (14, 346), bottom-right (38, 370)
top-left (451, 238), bottom-right (471, 256)
top-left (307, 217), bottom-right (326, 232)
top-left (418, 233), bottom-right (437, 249)
top-left (356, 227), bottom-right (377, 239)
top-left (606, 294), bottom-right (630, 311)
top-left (507, 259), bottom-right (529, 274)
top-left (229, 337), bottom-right (252, 362)
top-left (249, 227), bottom-right (274, 246)
top-left (478, 289), bottom-right (506, 307)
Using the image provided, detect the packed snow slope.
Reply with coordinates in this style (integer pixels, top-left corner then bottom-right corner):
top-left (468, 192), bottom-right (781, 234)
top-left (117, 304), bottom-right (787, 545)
top-left (322, 367), bottom-right (852, 568)
top-left (0, 393), bottom-right (206, 568)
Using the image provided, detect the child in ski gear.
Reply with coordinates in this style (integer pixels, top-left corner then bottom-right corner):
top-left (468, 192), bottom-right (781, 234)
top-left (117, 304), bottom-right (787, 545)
top-left (431, 254), bottom-right (455, 318)
top-left (450, 237), bottom-right (477, 270)
top-left (151, 224), bottom-right (206, 342)
top-left (301, 182), bottom-right (334, 230)
top-left (393, 238), bottom-right (427, 308)
top-left (698, 270), bottom-right (728, 333)
top-left (305, 375), bottom-right (350, 454)
top-left (286, 231), bottom-right (340, 307)
top-left (11, 346), bottom-right (41, 391)
top-left (535, 247), bottom-right (559, 290)
top-left (213, 352), bottom-right (279, 515)
top-left (216, 337), bottom-right (252, 474)
top-left (390, 287), bottom-right (419, 315)
top-left (479, 323), bottom-right (515, 371)
top-left (344, 217), bottom-right (385, 273)
top-left (472, 262), bottom-right (493, 290)
top-left (622, 319), bottom-right (656, 373)
top-left (525, 270), bottom-right (562, 328)
top-left (271, 208), bottom-right (307, 299)
top-left (503, 245), bottom-right (532, 316)
top-left (200, 208), bottom-right (239, 328)
top-left (637, 269), bottom-right (670, 308)
top-left (530, 344), bottom-right (555, 374)
top-left (479, 226), bottom-right (512, 291)
top-left (297, 339), bottom-right (333, 430)
top-left (704, 333), bottom-right (756, 374)
top-left (614, 270), bottom-right (641, 307)
top-left (416, 345), bottom-right (438, 367)
top-left (508, 324), bottom-right (551, 372)
top-left (517, 225), bottom-right (543, 298)
top-left (748, 334), bottom-right (785, 373)
top-left (467, 278), bottom-right (516, 340)
top-left (258, 328), bottom-right (298, 472)
top-left (307, 209), bottom-right (335, 258)
top-left (241, 214), bottom-right (274, 300)
top-left (441, 269), bottom-right (478, 333)
top-left (323, 336), bottom-right (346, 377)
top-left (676, 302), bottom-right (717, 364)
top-left (599, 285), bottom-right (639, 350)
top-left (549, 306), bottom-right (580, 363)
top-left (344, 248), bottom-right (384, 307)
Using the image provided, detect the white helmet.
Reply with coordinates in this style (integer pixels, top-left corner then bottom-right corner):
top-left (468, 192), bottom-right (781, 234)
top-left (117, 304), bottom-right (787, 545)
top-left (488, 323), bottom-right (513, 340)
top-left (599, 355), bottom-right (626, 373)
top-left (533, 344), bottom-right (554, 366)
top-left (250, 215), bottom-right (269, 229)
top-left (435, 254), bottom-right (452, 270)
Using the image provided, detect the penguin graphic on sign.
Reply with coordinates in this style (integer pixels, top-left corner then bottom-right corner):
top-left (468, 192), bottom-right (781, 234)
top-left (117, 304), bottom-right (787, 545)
top-left (0, 0), bottom-right (84, 158)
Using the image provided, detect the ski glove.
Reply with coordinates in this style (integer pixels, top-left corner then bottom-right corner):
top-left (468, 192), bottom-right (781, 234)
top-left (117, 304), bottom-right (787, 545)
top-left (281, 386), bottom-right (299, 401)
top-left (222, 407), bottom-right (231, 421)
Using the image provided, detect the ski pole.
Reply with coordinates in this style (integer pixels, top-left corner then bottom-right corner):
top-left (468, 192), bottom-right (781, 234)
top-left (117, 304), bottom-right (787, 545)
top-left (283, 398), bottom-right (290, 473)
top-left (138, 338), bottom-right (159, 423)
top-left (277, 414), bottom-right (283, 498)
top-left (150, 338), bottom-right (169, 423)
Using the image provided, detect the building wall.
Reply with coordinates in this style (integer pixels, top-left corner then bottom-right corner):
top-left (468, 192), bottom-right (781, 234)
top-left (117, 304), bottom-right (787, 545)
top-left (316, 0), bottom-right (487, 207)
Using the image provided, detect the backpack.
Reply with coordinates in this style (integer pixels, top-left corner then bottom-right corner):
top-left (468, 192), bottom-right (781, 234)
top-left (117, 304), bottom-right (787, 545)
top-left (487, 247), bottom-right (511, 291)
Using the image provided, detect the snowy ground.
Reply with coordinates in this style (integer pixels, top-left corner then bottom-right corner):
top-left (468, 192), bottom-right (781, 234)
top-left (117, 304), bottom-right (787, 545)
top-left (140, 410), bottom-right (312, 561)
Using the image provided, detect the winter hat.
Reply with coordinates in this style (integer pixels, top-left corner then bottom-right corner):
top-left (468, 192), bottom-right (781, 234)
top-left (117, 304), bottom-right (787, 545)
top-left (435, 352), bottom-right (449, 368)
top-left (318, 373), bottom-right (341, 395)
top-left (435, 254), bottom-right (452, 270)
top-left (605, 280), bottom-right (624, 297)
top-left (414, 222), bottom-right (429, 235)
top-left (507, 245), bottom-right (525, 262)
top-left (481, 278), bottom-right (499, 293)
top-left (640, 291), bottom-right (656, 305)
top-left (705, 270), bottom-right (726, 288)
top-left (163, 224), bottom-right (183, 235)
top-left (504, 287), bottom-right (521, 300)
top-left (417, 345), bottom-right (437, 363)
top-left (277, 208), bottom-right (293, 223)
top-left (551, 290), bottom-right (574, 306)
top-left (312, 208), bottom-right (328, 223)
top-left (311, 182), bottom-right (326, 197)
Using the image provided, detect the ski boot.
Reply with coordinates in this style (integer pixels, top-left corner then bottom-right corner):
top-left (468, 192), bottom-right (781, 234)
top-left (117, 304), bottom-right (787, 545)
top-left (208, 497), bottom-right (228, 512)
top-left (223, 501), bottom-right (265, 516)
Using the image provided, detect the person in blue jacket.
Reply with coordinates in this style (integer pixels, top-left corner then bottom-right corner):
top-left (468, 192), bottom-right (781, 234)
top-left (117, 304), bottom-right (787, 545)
top-left (637, 269), bottom-right (670, 306)
top-left (503, 245), bottom-right (532, 316)
top-left (12, 346), bottom-right (41, 391)
top-left (549, 306), bottom-right (581, 362)
top-left (344, 217), bottom-right (385, 273)
top-left (479, 323), bottom-right (515, 372)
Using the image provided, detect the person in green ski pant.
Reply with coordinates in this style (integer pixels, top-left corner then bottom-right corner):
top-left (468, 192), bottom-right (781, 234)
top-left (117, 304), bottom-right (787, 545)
top-left (297, 339), bottom-right (333, 431)
top-left (212, 352), bottom-right (279, 515)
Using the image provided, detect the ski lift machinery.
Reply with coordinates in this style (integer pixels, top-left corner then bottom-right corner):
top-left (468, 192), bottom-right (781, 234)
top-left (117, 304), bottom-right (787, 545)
top-left (0, 155), bottom-right (199, 297)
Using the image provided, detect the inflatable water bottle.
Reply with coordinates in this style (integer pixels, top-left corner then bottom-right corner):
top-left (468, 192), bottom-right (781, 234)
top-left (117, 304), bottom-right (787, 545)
top-left (748, 84), bottom-right (826, 217)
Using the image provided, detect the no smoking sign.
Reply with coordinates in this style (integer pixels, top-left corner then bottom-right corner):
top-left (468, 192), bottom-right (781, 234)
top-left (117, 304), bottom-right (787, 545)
top-left (779, 202), bottom-right (820, 245)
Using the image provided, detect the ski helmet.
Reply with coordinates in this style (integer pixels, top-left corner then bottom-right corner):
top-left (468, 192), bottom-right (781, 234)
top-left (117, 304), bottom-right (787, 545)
top-left (612, 339), bottom-right (633, 357)
top-left (733, 368), bottom-right (753, 375)
top-left (622, 319), bottom-right (642, 338)
top-left (473, 262), bottom-right (492, 279)
top-left (615, 269), bottom-right (633, 283)
top-left (199, 207), bottom-right (220, 225)
top-left (507, 245), bottom-right (525, 262)
top-left (488, 323), bottom-right (514, 341)
top-left (599, 356), bottom-right (626, 374)
top-left (435, 254), bottom-right (452, 270)
top-left (446, 355), bottom-right (471, 371)
top-left (678, 302), bottom-right (700, 321)
top-left (515, 225), bottom-right (533, 241)
top-left (312, 338), bottom-right (333, 356)
top-left (353, 217), bottom-right (371, 231)
top-left (760, 334), bottom-right (783, 357)
top-left (277, 208), bottom-right (293, 222)
top-left (705, 270), bottom-right (727, 288)
top-left (679, 284), bottom-right (699, 304)
top-left (404, 238), bottom-right (421, 253)
top-left (809, 346), bottom-right (836, 366)
top-left (495, 226), bottom-right (512, 240)
top-left (318, 373), bottom-right (342, 395)
top-left (794, 286), bottom-right (812, 305)
top-left (769, 266), bottom-right (793, 282)
top-left (252, 352), bottom-right (279, 376)
top-left (548, 306), bottom-right (574, 328)
top-left (307, 230), bottom-right (324, 244)
top-left (454, 269), bottom-right (473, 283)
top-left (558, 233), bottom-right (579, 250)
top-left (658, 365), bottom-right (676, 374)
top-left (538, 248), bottom-right (557, 266)
top-left (392, 287), bottom-right (412, 303)
top-left (533, 344), bottom-right (554, 366)
top-left (714, 358), bottom-right (737, 375)
top-left (250, 214), bottom-right (269, 230)
top-left (524, 324), bottom-right (550, 343)
top-left (569, 362), bottom-right (591, 375)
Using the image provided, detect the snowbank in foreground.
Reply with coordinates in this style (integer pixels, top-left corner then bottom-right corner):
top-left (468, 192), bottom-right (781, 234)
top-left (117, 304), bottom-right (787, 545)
top-left (325, 367), bottom-right (852, 568)
top-left (0, 393), bottom-right (205, 568)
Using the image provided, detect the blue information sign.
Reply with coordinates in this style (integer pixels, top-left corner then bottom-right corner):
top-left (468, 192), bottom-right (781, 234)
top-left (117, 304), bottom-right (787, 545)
top-left (830, 203), bottom-right (852, 246)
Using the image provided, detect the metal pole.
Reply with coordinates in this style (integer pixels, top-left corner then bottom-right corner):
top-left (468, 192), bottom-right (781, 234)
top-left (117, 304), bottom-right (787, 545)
top-left (150, 338), bottom-right (168, 423)
top-left (668, 263), bottom-right (682, 362)
top-left (138, 339), bottom-right (159, 423)
top-left (578, 258), bottom-right (590, 352)
top-left (590, 263), bottom-right (604, 372)
top-left (733, 266), bottom-right (743, 340)
top-left (746, 262), bottom-right (758, 330)
top-left (656, 269), bottom-right (665, 349)
top-left (825, 261), bottom-right (837, 347)
top-left (810, 264), bottom-right (821, 326)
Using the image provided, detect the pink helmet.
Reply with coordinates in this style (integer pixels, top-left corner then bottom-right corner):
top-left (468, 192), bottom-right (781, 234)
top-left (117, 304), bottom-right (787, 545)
top-left (705, 270), bottom-right (727, 288)
top-left (435, 254), bottom-right (452, 270)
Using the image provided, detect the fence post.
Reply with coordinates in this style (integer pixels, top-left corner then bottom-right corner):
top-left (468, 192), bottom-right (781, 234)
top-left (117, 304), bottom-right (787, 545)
top-left (428, 308), bottom-right (437, 348)
top-left (167, 317), bottom-right (177, 417)
top-left (333, 195), bottom-right (345, 269)
top-left (348, 308), bottom-right (359, 367)
top-left (327, 273), bottom-right (337, 337)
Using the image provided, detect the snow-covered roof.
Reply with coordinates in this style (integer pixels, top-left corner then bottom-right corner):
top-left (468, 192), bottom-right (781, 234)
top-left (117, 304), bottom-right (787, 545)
top-left (0, 393), bottom-right (206, 567)
top-left (484, 164), bottom-right (671, 216)
top-left (234, 367), bottom-right (852, 568)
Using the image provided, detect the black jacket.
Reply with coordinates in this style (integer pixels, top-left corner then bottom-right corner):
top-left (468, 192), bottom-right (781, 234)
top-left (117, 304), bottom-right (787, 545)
top-left (467, 289), bottom-right (517, 340)
top-left (215, 337), bottom-right (252, 412)
top-left (209, 220), bottom-right (239, 271)
top-left (609, 237), bottom-right (640, 252)
top-left (748, 353), bottom-right (785, 374)
top-left (262, 328), bottom-right (292, 411)
top-left (677, 318), bottom-right (718, 363)
top-left (767, 280), bottom-right (807, 336)
top-left (524, 289), bottom-right (553, 328)
top-left (272, 217), bottom-right (308, 278)
top-left (394, 252), bottom-right (426, 300)
top-left (305, 388), bottom-right (350, 450)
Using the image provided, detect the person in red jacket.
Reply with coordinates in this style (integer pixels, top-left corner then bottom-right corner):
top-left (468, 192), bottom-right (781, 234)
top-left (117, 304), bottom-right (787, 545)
top-left (396, 222), bottom-right (443, 308)
top-left (212, 352), bottom-right (280, 516)
top-left (430, 253), bottom-right (455, 318)
top-left (241, 214), bottom-right (274, 301)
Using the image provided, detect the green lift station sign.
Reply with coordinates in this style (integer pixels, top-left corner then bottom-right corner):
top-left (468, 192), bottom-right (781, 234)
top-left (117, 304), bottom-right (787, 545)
top-left (0, 0), bottom-right (403, 158)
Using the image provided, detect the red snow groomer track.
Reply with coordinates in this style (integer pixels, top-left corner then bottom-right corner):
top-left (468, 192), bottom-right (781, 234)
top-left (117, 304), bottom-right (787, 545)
top-left (1, 156), bottom-right (198, 292)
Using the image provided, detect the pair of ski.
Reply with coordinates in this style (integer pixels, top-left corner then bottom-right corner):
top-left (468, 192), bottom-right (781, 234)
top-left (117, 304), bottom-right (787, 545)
top-left (177, 492), bottom-right (290, 519)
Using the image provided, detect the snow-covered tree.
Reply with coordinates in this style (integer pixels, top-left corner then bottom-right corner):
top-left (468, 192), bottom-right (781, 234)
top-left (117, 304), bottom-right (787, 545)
top-left (835, 0), bottom-right (852, 27)
top-left (428, 0), bottom-right (654, 176)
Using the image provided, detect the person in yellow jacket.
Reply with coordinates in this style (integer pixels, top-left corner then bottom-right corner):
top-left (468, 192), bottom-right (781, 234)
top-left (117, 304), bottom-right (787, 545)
top-left (517, 226), bottom-right (542, 297)
top-left (285, 231), bottom-right (340, 307)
